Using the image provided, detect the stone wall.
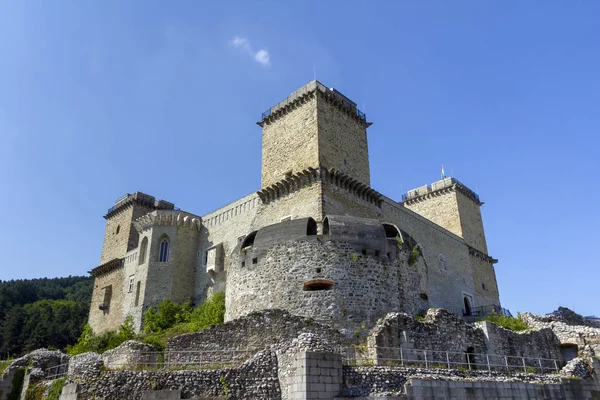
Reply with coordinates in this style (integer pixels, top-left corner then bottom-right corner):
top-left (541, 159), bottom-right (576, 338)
top-left (225, 237), bottom-right (406, 334)
top-left (521, 308), bottom-right (600, 357)
top-left (100, 203), bottom-right (153, 265)
top-left (261, 94), bottom-right (319, 188)
top-left (381, 196), bottom-right (500, 314)
top-left (66, 350), bottom-right (280, 400)
top-left (88, 267), bottom-right (125, 334)
top-left (368, 310), bottom-right (563, 369)
top-left (317, 94), bottom-right (370, 186)
top-left (402, 178), bottom-right (488, 253)
top-left (167, 310), bottom-right (346, 356)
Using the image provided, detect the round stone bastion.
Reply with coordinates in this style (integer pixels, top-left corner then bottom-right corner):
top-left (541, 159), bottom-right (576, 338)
top-left (225, 215), bottom-right (427, 336)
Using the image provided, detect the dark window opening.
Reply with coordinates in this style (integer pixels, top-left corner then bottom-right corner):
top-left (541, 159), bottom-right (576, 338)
top-left (159, 238), bottom-right (169, 262)
top-left (561, 344), bottom-right (578, 363)
top-left (241, 231), bottom-right (258, 250)
top-left (323, 217), bottom-right (330, 235)
top-left (115, 225), bottom-right (121, 234)
top-left (482, 283), bottom-right (486, 290)
top-left (252, 258), bottom-right (258, 264)
top-left (463, 297), bottom-right (473, 316)
top-left (362, 249), bottom-right (367, 256)
top-left (241, 261), bottom-right (245, 267)
top-left (465, 347), bottom-right (476, 369)
top-left (316, 268), bottom-right (322, 273)
top-left (375, 250), bottom-right (381, 257)
top-left (387, 252), bottom-right (392, 260)
top-left (420, 293), bottom-right (429, 301)
top-left (134, 282), bottom-right (141, 307)
top-left (307, 218), bottom-right (317, 235)
top-left (383, 223), bottom-right (401, 239)
top-left (303, 279), bottom-right (334, 291)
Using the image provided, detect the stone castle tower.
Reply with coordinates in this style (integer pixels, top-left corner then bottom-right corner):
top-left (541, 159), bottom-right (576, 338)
top-left (88, 80), bottom-right (502, 334)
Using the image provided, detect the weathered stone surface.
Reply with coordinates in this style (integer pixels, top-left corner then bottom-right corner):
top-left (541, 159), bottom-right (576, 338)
top-left (560, 357), bottom-right (593, 379)
top-left (66, 349), bottom-right (280, 400)
top-left (102, 340), bottom-right (157, 369)
top-left (167, 309), bottom-right (346, 357)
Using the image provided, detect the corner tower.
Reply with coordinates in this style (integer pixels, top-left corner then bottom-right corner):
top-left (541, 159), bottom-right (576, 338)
top-left (402, 178), bottom-right (489, 253)
top-left (259, 81), bottom-right (372, 188)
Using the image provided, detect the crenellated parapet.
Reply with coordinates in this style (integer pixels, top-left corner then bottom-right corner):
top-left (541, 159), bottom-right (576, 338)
top-left (133, 210), bottom-right (202, 233)
top-left (258, 80), bottom-right (371, 128)
top-left (467, 245), bottom-right (498, 264)
top-left (256, 167), bottom-right (383, 207)
top-left (89, 257), bottom-right (124, 277)
top-left (402, 177), bottom-right (483, 206)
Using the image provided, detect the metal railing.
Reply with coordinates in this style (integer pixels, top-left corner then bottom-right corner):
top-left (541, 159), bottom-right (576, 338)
top-left (339, 346), bottom-right (562, 374)
top-left (463, 305), bottom-right (513, 318)
top-left (45, 363), bottom-right (69, 380)
top-left (43, 349), bottom-right (262, 377)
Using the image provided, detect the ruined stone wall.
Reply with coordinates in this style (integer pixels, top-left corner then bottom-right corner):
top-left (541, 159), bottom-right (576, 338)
top-left (167, 310), bottom-right (345, 355)
top-left (367, 310), bottom-right (487, 361)
top-left (88, 267), bottom-right (125, 334)
top-left (317, 97), bottom-right (370, 186)
top-left (67, 350), bottom-right (281, 400)
top-left (521, 310), bottom-right (600, 356)
top-left (261, 95), bottom-right (319, 188)
top-left (368, 310), bottom-right (564, 370)
top-left (480, 321), bottom-right (562, 361)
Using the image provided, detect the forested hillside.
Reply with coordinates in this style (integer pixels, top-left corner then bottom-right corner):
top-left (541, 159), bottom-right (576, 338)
top-left (0, 276), bottom-right (93, 358)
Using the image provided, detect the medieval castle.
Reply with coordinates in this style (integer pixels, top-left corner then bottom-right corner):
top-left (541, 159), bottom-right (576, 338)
top-left (88, 80), bottom-right (502, 335)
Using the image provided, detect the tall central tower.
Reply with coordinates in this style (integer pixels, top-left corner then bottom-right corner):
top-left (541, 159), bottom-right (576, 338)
top-left (259, 81), bottom-right (372, 189)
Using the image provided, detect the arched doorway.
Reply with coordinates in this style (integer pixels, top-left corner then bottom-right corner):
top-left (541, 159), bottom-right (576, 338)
top-left (464, 296), bottom-right (472, 316)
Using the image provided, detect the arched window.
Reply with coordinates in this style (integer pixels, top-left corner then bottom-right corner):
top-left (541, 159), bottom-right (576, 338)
top-left (139, 237), bottom-right (148, 265)
top-left (241, 231), bottom-right (257, 250)
top-left (323, 217), bottom-right (330, 235)
top-left (439, 254), bottom-right (446, 271)
top-left (159, 237), bottom-right (169, 262)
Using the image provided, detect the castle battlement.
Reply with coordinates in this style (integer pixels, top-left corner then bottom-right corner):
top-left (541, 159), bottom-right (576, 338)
top-left (133, 209), bottom-right (202, 232)
top-left (259, 80), bottom-right (369, 127)
top-left (402, 177), bottom-right (483, 206)
top-left (104, 191), bottom-right (175, 219)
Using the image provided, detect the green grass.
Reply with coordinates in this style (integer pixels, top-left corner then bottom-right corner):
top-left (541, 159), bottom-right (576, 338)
top-left (68, 293), bottom-right (226, 355)
top-left (0, 359), bottom-right (12, 376)
top-left (47, 377), bottom-right (67, 400)
top-left (481, 313), bottom-right (530, 332)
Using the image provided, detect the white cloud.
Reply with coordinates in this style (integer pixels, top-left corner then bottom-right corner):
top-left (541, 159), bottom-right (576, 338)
top-left (230, 36), bottom-right (271, 67)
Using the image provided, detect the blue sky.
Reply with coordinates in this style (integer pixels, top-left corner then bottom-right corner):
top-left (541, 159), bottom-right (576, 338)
top-left (1, 1), bottom-right (598, 317)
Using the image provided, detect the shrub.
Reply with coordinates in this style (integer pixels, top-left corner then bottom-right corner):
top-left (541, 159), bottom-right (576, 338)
top-left (67, 316), bottom-right (136, 355)
top-left (144, 300), bottom-right (193, 334)
top-left (408, 245), bottom-right (420, 266)
top-left (47, 377), bottom-right (67, 400)
top-left (190, 292), bottom-right (225, 331)
top-left (0, 358), bottom-right (12, 376)
top-left (395, 235), bottom-right (403, 246)
top-left (482, 313), bottom-right (530, 332)
top-left (24, 383), bottom-right (44, 400)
